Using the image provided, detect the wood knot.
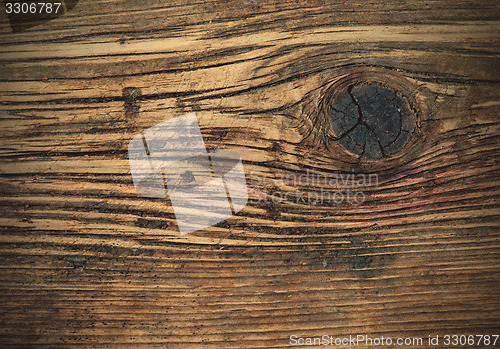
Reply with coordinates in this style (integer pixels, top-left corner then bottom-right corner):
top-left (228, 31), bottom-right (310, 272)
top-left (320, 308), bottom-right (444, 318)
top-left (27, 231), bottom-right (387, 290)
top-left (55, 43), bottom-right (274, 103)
top-left (330, 83), bottom-right (416, 159)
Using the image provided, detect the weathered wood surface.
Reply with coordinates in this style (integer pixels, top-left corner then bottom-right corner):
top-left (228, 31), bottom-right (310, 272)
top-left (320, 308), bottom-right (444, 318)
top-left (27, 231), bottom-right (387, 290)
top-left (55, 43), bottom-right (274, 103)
top-left (0, 0), bottom-right (499, 347)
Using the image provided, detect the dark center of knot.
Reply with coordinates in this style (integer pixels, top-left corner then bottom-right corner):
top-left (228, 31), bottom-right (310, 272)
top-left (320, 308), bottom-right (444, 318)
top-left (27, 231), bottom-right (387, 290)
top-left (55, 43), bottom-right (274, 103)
top-left (330, 84), bottom-right (416, 159)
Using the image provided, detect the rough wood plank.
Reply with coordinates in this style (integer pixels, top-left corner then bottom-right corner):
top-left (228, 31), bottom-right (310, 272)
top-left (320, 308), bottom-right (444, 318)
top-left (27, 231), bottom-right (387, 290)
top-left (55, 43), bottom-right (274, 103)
top-left (0, 0), bottom-right (499, 348)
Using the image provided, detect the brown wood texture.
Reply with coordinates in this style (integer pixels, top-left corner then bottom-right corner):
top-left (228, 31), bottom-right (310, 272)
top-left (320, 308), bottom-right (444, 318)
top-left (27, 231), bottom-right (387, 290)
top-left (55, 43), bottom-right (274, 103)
top-left (0, 0), bottom-right (499, 348)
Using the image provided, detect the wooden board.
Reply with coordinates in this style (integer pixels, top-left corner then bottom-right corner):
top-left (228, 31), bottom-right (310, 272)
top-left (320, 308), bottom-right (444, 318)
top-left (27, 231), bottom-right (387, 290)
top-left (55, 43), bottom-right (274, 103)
top-left (0, 0), bottom-right (499, 347)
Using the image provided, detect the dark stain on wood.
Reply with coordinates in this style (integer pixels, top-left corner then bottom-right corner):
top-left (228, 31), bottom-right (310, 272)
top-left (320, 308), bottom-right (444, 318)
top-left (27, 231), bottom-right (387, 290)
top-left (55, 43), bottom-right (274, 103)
top-left (122, 87), bottom-right (142, 119)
